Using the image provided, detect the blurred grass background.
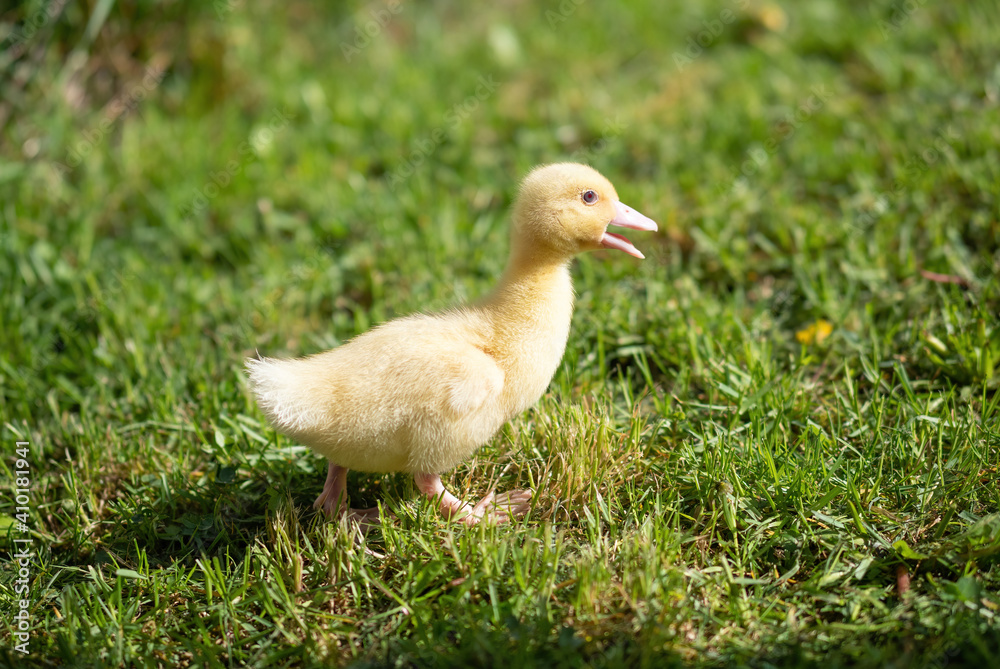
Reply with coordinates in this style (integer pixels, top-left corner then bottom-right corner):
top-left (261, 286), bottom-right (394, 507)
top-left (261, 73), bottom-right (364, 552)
top-left (1, 0), bottom-right (999, 667)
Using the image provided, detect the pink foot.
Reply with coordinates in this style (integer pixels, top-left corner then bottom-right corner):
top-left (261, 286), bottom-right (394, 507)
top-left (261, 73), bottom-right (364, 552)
top-left (414, 473), bottom-right (532, 526)
top-left (313, 462), bottom-right (382, 530)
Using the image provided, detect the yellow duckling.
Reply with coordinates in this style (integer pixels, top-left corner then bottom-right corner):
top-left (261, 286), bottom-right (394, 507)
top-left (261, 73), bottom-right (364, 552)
top-left (247, 163), bottom-right (657, 525)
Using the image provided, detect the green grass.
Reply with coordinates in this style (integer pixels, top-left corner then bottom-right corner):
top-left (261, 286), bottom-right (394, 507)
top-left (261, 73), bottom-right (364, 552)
top-left (2, 0), bottom-right (999, 666)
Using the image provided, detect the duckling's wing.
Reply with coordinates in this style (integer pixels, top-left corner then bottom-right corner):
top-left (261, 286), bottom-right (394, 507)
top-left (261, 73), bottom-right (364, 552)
top-left (441, 344), bottom-right (504, 416)
top-left (356, 314), bottom-right (504, 419)
top-left (246, 315), bottom-right (506, 468)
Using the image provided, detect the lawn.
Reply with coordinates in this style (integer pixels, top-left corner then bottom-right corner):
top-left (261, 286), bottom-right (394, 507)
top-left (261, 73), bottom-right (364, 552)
top-left (1, 0), bottom-right (999, 666)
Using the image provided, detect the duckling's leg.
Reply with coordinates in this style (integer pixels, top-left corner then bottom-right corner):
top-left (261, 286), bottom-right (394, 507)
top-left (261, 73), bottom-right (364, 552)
top-left (414, 473), bottom-right (532, 526)
top-left (313, 462), bottom-right (348, 516)
top-left (313, 462), bottom-right (381, 525)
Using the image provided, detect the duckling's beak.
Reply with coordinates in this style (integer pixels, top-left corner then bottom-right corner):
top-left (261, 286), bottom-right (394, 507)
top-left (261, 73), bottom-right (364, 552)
top-left (600, 200), bottom-right (659, 259)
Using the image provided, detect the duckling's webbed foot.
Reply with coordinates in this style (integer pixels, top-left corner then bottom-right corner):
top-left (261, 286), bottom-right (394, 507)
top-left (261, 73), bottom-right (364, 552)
top-left (414, 473), bottom-right (532, 526)
top-left (484, 488), bottom-right (533, 521)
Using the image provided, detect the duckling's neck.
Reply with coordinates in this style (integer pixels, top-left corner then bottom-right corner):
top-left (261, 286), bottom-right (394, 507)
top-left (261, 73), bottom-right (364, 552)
top-left (485, 246), bottom-right (574, 326)
top-left (475, 246), bottom-right (575, 412)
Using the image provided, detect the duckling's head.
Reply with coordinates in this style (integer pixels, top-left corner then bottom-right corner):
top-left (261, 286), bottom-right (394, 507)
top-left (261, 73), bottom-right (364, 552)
top-left (511, 163), bottom-right (658, 261)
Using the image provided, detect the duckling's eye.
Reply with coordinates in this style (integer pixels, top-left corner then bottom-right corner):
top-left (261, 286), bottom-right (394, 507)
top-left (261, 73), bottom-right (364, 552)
top-left (582, 189), bottom-right (599, 205)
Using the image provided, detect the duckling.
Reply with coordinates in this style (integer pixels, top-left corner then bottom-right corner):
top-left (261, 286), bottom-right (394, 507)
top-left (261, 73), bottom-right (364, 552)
top-left (246, 163), bottom-right (657, 525)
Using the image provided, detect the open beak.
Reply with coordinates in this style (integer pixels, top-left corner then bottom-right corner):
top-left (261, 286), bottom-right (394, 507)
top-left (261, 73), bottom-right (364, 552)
top-left (600, 200), bottom-right (659, 259)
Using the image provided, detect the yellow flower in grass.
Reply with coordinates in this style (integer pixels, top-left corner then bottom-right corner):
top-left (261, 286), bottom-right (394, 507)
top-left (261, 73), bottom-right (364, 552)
top-left (796, 319), bottom-right (833, 345)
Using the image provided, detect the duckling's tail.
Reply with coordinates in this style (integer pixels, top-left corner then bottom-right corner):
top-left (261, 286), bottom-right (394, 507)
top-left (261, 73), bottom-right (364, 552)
top-left (245, 356), bottom-right (325, 436)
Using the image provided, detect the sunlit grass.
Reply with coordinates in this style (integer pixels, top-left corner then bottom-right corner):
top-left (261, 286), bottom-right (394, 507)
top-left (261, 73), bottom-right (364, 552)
top-left (1, 0), bottom-right (998, 667)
